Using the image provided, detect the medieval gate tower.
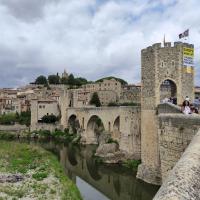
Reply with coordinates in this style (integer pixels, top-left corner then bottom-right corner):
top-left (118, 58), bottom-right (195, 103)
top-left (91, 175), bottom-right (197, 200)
top-left (137, 42), bottom-right (194, 184)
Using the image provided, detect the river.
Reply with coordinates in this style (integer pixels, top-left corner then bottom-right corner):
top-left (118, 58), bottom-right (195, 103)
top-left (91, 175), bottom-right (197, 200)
top-left (29, 139), bottom-right (159, 200)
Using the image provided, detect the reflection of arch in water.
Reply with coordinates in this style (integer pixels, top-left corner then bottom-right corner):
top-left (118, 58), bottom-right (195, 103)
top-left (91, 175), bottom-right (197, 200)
top-left (86, 157), bottom-right (102, 181)
top-left (113, 176), bottom-right (121, 196)
top-left (68, 114), bottom-right (80, 134)
top-left (160, 79), bottom-right (177, 102)
top-left (113, 116), bottom-right (120, 140)
top-left (86, 115), bottom-right (105, 143)
top-left (67, 145), bottom-right (78, 166)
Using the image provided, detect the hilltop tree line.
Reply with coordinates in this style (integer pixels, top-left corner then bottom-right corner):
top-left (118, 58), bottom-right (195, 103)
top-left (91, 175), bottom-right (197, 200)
top-left (35, 73), bottom-right (88, 87)
top-left (34, 73), bottom-right (128, 88)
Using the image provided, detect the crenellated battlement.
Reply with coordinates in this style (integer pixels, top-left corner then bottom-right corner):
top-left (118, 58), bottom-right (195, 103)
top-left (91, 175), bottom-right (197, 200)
top-left (143, 41), bottom-right (194, 52)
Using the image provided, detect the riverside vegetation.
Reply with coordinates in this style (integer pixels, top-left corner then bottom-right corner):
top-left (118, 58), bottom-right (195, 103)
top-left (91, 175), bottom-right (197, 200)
top-left (0, 128), bottom-right (81, 144)
top-left (0, 140), bottom-right (82, 199)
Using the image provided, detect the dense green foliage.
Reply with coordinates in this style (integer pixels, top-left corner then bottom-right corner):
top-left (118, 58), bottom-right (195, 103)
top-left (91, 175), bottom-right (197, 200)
top-left (40, 114), bottom-right (59, 124)
top-left (0, 113), bottom-right (16, 125)
top-left (48, 74), bottom-right (60, 84)
top-left (35, 75), bottom-right (48, 85)
top-left (32, 129), bottom-right (80, 144)
top-left (96, 76), bottom-right (128, 85)
top-left (16, 111), bottom-right (31, 126)
top-left (35, 73), bottom-right (88, 88)
top-left (90, 92), bottom-right (101, 107)
top-left (0, 111), bottom-right (31, 126)
top-left (122, 160), bottom-right (141, 171)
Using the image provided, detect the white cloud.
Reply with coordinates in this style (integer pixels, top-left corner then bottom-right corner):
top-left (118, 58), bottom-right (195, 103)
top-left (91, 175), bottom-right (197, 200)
top-left (0, 0), bottom-right (200, 87)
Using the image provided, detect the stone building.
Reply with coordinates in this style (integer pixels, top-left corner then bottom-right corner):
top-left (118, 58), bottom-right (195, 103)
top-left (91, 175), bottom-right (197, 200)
top-left (120, 84), bottom-right (141, 104)
top-left (66, 79), bottom-right (121, 107)
top-left (68, 79), bottom-right (141, 107)
top-left (137, 41), bottom-right (194, 185)
top-left (82, 79), bottom-right (122, 97)
top-left (31, 98), bottom-right (60, 130)
top-left (0, 97), bottom-right (21, 115)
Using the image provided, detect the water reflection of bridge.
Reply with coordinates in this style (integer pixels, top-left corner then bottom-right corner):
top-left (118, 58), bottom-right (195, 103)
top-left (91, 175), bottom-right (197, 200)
top-left (59, 144), bottom-right (158, 200)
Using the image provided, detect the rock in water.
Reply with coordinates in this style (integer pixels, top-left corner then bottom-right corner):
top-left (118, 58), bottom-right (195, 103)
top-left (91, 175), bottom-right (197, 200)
top-left (95, 143), bottom-right (119, 156)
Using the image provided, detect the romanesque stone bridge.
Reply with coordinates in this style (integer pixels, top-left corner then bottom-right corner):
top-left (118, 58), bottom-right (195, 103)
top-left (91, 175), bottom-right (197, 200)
top-left (66, 106), bottom-right (141, 156)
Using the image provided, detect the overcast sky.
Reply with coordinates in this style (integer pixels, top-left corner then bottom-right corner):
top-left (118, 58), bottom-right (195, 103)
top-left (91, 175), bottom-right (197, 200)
top-left (0, 0), bottom-right (200, 88)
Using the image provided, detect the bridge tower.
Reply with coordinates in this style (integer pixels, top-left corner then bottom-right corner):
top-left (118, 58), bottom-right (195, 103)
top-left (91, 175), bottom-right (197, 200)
top-left (137, 42), bottom-right (194, 184)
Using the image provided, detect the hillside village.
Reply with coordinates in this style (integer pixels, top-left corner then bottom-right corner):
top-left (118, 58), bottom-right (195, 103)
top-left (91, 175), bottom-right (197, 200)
top-left (0, 70), bottom-right (141, 123)
top-left (1, 69), bottom-right (200, 124)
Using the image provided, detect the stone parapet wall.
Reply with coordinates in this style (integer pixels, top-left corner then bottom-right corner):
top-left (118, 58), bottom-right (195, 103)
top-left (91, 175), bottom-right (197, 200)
top-left (157, 103), bottom-right (181, 114)
top-left (154, 129), bottom-right (200, 200)
top-left (158, 113), bottom-right (200, 181)
top-left (0, 124), bottom-right (28, 132)
top-left (31, 123), bottom-right (63, 132)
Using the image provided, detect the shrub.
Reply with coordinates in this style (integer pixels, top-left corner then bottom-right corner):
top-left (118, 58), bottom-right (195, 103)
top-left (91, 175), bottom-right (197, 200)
top-left (41, 114), bottom-right (58, 124)
top-left (0, 113), bottom-right (16, 125)
top-left (38, 130), bottom-right (51, 137)
top-left (123, 160), bottom-right (141, 170)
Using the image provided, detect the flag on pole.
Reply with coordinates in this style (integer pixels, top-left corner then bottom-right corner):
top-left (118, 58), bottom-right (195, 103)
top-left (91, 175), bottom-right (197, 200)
top-left (179, 29), bottom-right (189, 39)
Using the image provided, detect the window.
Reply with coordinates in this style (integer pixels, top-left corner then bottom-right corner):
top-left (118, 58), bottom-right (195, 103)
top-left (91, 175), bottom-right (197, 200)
top-left (39, 105), bottom-right (42, 109)
top-left (43, 105), bottom-right (45, 108)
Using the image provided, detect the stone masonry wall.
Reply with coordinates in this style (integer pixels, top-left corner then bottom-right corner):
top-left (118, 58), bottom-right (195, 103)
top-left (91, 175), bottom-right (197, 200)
top-left (154, 129), bottom-right (200, 200)
top-left (0, 124), bottom-right (28, 132)
top-left (158, 113), bottom-right (200, 181)
top-left (31, 123), bottom-right (63, 132)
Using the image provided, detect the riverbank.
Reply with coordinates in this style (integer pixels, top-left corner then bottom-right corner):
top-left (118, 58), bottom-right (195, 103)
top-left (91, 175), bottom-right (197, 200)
top-left (0, 140), bottom-right (82, 199)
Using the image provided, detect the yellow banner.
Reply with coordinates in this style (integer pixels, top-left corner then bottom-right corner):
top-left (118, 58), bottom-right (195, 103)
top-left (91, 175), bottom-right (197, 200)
top-left (183, 47), bottom-right (194, 57)
top-left (183, 47), bottom-right (194, 66)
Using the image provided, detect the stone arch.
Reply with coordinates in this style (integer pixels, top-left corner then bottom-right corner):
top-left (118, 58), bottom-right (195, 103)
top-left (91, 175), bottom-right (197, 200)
top-left (159, 79), bottom-right (177, 104)
top-left (86, 115), bottom-right (105, 144)
top-left (113, 116), bottom-right (120, 140)
top-left (68, 114), bottom-right (80, 134)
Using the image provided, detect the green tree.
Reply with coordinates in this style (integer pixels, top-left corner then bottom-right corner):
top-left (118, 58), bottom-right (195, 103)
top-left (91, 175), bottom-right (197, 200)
top-left (0, 113), bottom-right (16, 125)
top-left (60, 77), bottom-right (68, 85)
top-left (48, 75), bottom-right (60, 84)
top-left (75, 77), bottom-right (88, 86)
top-left (19, 111), bottom-right (31, 126)
top-left (41, 114), bottom-right (58, 124)
top-left (35, 75), bottom-right (48, 85)
top-left (68, 74), bottom-right (75, 85)
top-left (90, 92), bottom-right (101, 107)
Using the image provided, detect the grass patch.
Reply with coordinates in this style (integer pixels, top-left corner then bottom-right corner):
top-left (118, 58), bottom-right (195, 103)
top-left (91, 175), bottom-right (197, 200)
top-left (32, 172), bottom-right (48, 181)
top-left (0, 140), bottom-right (82, 199)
